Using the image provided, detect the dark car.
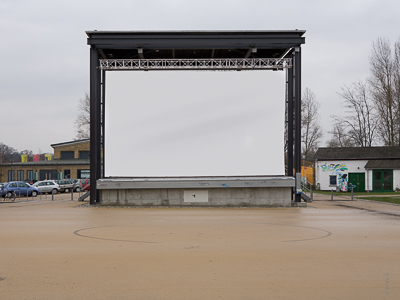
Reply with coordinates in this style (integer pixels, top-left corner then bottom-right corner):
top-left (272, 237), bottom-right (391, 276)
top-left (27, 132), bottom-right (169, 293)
top-left (0, 183), bottom-right (6, 197)
top-left (24, 179), bottom-right (37, 185)
top-left (1, 182), bottom-right (39, 198)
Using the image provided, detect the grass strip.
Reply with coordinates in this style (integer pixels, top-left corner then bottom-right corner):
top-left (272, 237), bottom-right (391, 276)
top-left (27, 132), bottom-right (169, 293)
top-left (314, 191), bottom-right (399, 196)
top-left (357, 197), bottom-right (400, 205)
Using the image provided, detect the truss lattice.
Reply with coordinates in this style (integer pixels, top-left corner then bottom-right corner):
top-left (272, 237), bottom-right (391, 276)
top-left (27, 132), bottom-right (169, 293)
top-left (99, 58), bottom-right (292, 70)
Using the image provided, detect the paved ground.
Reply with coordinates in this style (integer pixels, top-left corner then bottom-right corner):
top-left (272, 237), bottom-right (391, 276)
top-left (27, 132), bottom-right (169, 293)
top-left (1, 194), bottom-right (399, 299)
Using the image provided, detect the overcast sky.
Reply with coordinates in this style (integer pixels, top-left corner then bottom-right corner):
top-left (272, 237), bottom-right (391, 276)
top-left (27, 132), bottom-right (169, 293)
top-left (1, 0), bottom-right (399, 156)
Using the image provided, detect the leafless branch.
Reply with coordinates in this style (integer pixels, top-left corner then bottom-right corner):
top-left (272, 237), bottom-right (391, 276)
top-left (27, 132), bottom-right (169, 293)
top-left (74, 93), bottom-right (90, 140)
top-left (301, 87), bottom-right (323, 160)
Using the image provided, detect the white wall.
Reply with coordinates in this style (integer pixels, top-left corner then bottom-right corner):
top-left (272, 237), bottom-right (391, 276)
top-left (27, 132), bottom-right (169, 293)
top-left (316, 160), bottom-right (368, 191)
top-left (316, 160), bottom-right (400, 191)
top-left (394, 170), bottom-right (400, 191)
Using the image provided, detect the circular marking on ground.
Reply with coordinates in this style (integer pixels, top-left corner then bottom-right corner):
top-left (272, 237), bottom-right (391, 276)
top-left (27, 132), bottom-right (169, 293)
top-left (73, 222), bottom-right (332, 244)
top-left (73, 225), bottom-right (157, 243)
top-left (243, 221), bottom-right (332, 242)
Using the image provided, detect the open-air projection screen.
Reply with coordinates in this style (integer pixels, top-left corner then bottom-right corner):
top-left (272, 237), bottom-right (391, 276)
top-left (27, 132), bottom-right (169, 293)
top-left (105, 71), bottom-right (285, 177)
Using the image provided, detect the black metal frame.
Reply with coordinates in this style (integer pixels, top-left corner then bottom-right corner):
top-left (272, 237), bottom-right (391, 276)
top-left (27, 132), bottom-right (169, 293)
top-left (87, 30), bottom-right (305, 204)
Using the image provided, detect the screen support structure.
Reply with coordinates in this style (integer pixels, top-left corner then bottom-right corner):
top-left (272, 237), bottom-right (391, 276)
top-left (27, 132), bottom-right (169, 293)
top-left (90, 46), bottom-right (100, 203)
top-left (293, 47), bottom-right (302, 202)
top-left (87, 31), bottom-right (305, 205)
top-left (286, 58), bottom-right (294, 200)
top-left (285, 47), bottom-right (301, 202)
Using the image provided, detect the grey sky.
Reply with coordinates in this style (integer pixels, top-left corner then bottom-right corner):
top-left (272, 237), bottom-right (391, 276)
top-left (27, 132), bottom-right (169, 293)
top-left (1, 0), bottom-right (399, 155)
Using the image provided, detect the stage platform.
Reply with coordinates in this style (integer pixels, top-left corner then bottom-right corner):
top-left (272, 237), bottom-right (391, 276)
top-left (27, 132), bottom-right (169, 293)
top-left (97, 176), bottom-right (294, 207)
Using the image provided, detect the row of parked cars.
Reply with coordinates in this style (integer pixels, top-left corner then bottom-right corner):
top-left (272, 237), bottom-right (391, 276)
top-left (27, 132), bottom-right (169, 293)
top-left (1, 179), bottom-right (90, 198)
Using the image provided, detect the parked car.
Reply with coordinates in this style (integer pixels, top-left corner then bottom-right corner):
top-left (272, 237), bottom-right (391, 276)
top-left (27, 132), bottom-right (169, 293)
top-left (1, 181), bottom-right (39, 197)
top-left (70, 179), bottom-right (85, 192)
top-left (80, 179), bottom-right (90, 191)
top-left (0, 183), bottom-right (6, 197)
top-left (24, 179), bottom-right (37, 185)
top-left (32, 180), bottom-right (60, 194)
top-left (54, 179), bottom-right (74, 193)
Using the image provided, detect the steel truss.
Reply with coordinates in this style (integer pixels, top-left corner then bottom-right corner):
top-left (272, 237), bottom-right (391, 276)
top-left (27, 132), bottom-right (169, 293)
top-left (99, 58), bottom-right (292, 70)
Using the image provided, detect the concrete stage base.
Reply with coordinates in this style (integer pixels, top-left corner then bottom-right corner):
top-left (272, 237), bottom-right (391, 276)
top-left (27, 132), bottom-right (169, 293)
top-left (97, 176), bottom-right (295, 207)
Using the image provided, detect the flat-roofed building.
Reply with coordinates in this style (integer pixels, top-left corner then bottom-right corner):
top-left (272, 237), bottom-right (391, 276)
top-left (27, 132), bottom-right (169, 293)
top-left (314, 147), bottom-right (400, 192)
top-left (0, 139), bottom-right (92, 182)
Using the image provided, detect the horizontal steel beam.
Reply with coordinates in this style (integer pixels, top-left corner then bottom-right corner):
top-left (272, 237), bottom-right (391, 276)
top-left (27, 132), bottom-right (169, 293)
top-left (100, 58), bottom-right (292, 70)
top-left (97, 176), bottom-right (295, 189)
top-left (86, 31), bottom-right (306, 50)
top-left (90, 43), bottom-right (304, 51)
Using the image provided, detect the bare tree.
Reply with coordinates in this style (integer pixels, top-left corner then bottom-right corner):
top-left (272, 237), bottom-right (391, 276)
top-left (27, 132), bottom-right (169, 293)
top-left (301, 88), bottom-right (323, 160)
top-left (0, 143), bottom-right (18, 163)
top-left (331, 81), bottom-right (377, 147)
top-left (394, 39), bottom-right (400, 144)
top-left (74, 93), bottom-right (90, 140)
top-left (326, 118), bottom-right (355, 147)
top-left (0, 143), bottom-right (34, 163)
top-left (369, 37), bottom-right (400, 146)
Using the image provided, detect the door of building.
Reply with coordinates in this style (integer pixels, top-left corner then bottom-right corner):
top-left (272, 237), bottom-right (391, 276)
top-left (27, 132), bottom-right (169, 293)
top-left (39, 170), bottom-right (58, 181)
top-left (348, 173), bottom-right (365, 192)
top-left (373, 170), bottom-right (393, 192)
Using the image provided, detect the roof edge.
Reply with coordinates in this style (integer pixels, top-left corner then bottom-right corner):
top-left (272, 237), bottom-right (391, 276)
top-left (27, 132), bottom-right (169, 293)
top-left (86, 30), bottom-right (306, 37)
top-left (51, 139), bottom-right (90, 148)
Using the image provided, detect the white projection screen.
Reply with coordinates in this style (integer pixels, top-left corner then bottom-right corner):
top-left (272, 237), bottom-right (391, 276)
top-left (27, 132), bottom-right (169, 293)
top-left (105, 71), bottom-right (285, 177)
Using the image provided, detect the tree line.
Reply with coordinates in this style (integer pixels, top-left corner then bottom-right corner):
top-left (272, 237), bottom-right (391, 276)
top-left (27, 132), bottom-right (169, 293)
top-left (0, 143), bottom-right (49, 163)
top-left (301, 37), bottom-right (400, 160)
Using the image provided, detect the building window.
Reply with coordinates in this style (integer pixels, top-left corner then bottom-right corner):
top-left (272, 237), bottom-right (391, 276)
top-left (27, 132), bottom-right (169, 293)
top-left (329, 175), bottom-right (337, 186)
top-left (27, 170), bottom-right (33, 181)
top-left (61, 151), bottom-right (74, 159)
top-left (64, 170), bottom-right (71, 179)
top-left (79, 151), bottom-right (90, 159)
top-left (8, 170), bottom-right (15, 182)
top-left (17, 170), bottom-right (24, 181)
top-left (77, 169), bottom-right (90, 179)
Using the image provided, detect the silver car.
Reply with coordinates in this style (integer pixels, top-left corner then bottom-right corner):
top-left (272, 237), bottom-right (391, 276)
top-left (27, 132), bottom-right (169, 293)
top-left (55, 179), bottom-right (74, 193)
top-left (70, 179), bottom-right (84, 192)
top-left (32, 180), bottom-right (60, 194)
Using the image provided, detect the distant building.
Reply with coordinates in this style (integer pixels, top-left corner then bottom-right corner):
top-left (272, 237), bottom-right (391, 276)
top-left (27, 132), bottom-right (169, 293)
top-left (298, 166), bottom-right (313, 185)
top-left (314, 147), bottom-right (400, 192)
top-left (0, 139), bottom-right (92, 182)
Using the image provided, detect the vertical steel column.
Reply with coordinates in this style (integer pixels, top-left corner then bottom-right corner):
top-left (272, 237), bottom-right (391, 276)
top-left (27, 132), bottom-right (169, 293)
top-left (287, 58), bottom-right (294, 201)
top-left (90, 46), bottom-right (101, 205)
top-left (101, 70), bottom-right (106, 178)
top-left (294, 47), bottom-right (302, 202)
top-left (96, 64), bottom-right (102, 196)
top-left (287, 62), bottom-right (294, 177)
